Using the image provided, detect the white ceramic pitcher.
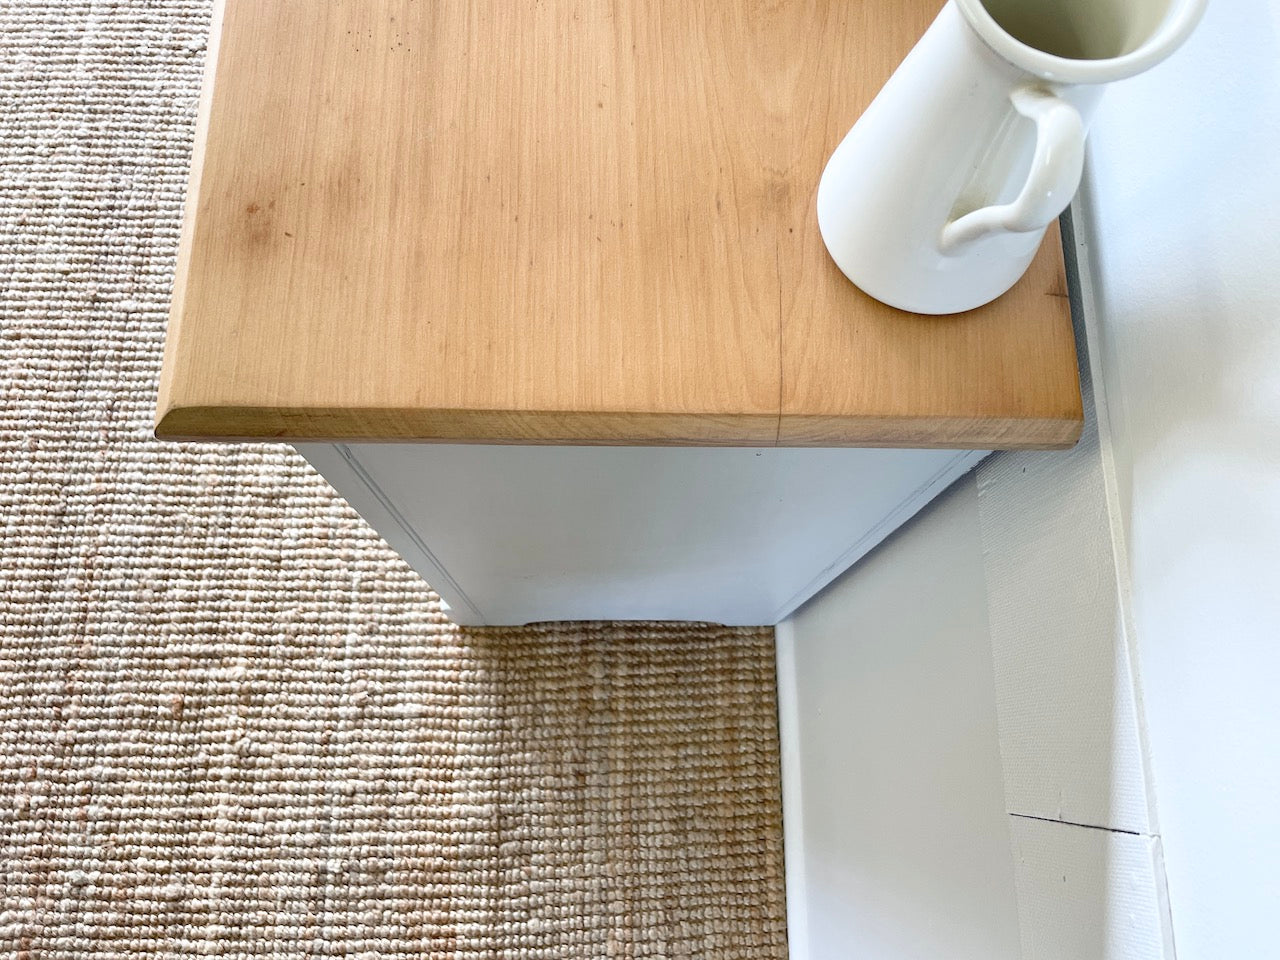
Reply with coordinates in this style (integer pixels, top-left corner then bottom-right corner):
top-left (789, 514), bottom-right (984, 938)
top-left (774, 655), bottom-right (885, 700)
top-left (817, 0), bottom-right (1207, 315)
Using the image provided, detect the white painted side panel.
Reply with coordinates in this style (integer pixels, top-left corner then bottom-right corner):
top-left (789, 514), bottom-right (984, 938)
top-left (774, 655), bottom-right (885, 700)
top-left (295, 442), bottom-right (484, 623)
top-left (976, 263), bottom-right (1152, 834)
top-left (299, 443), bottom-right (982, 626)
top-left (1009, 817), bottom-right (1172, 960)
top-left (1077, 2), bottom-right (1280, 955)
top-left (776, 477), bottom-right (1021, 960)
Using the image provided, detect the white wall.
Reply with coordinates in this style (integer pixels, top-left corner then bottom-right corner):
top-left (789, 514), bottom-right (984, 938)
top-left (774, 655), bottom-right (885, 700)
top-left (781, 5), bottom-right (1280, 956)
top-left (776, 477), bottom-right (1021, 960)
top-left (1079, 1), bottom-right (1280, 954)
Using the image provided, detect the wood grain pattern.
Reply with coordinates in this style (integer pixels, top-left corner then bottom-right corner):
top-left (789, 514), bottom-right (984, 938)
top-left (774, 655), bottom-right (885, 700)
top-left (157, 0), bottom-right (1082, 448)
top-left (776, 0), bottom-right (1081, 447)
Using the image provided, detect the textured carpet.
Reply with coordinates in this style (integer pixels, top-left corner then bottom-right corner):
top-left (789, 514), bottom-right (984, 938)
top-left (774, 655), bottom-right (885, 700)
top-left (0, 2), bottom-right (788, 956)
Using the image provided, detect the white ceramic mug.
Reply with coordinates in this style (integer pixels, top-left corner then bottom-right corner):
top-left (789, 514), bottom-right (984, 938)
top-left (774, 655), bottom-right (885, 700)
top-left (816, 0), bottom-right (1207, 315)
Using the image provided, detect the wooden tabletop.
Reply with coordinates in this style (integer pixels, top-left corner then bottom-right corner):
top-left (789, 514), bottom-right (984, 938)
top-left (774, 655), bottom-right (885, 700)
top-left (157, 0), bottom-right (1082, 448)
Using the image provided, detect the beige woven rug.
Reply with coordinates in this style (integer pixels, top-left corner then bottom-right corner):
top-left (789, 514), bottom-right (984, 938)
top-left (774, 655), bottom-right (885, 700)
top-left (0, 2), bottom-right (787, 955)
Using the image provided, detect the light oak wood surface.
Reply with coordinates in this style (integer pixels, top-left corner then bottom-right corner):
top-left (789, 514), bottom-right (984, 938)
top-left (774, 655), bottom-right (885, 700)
top-left (157, 0), bottom-right (1082, 448)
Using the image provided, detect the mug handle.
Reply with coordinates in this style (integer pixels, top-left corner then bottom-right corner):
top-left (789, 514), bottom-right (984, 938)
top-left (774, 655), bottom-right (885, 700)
top-left (940, 84), bottom-right (1085, 253)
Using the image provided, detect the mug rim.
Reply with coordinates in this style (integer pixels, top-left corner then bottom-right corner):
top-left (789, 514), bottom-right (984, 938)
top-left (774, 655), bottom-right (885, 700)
top-left (954, 0), bottom-right (1208, 84)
